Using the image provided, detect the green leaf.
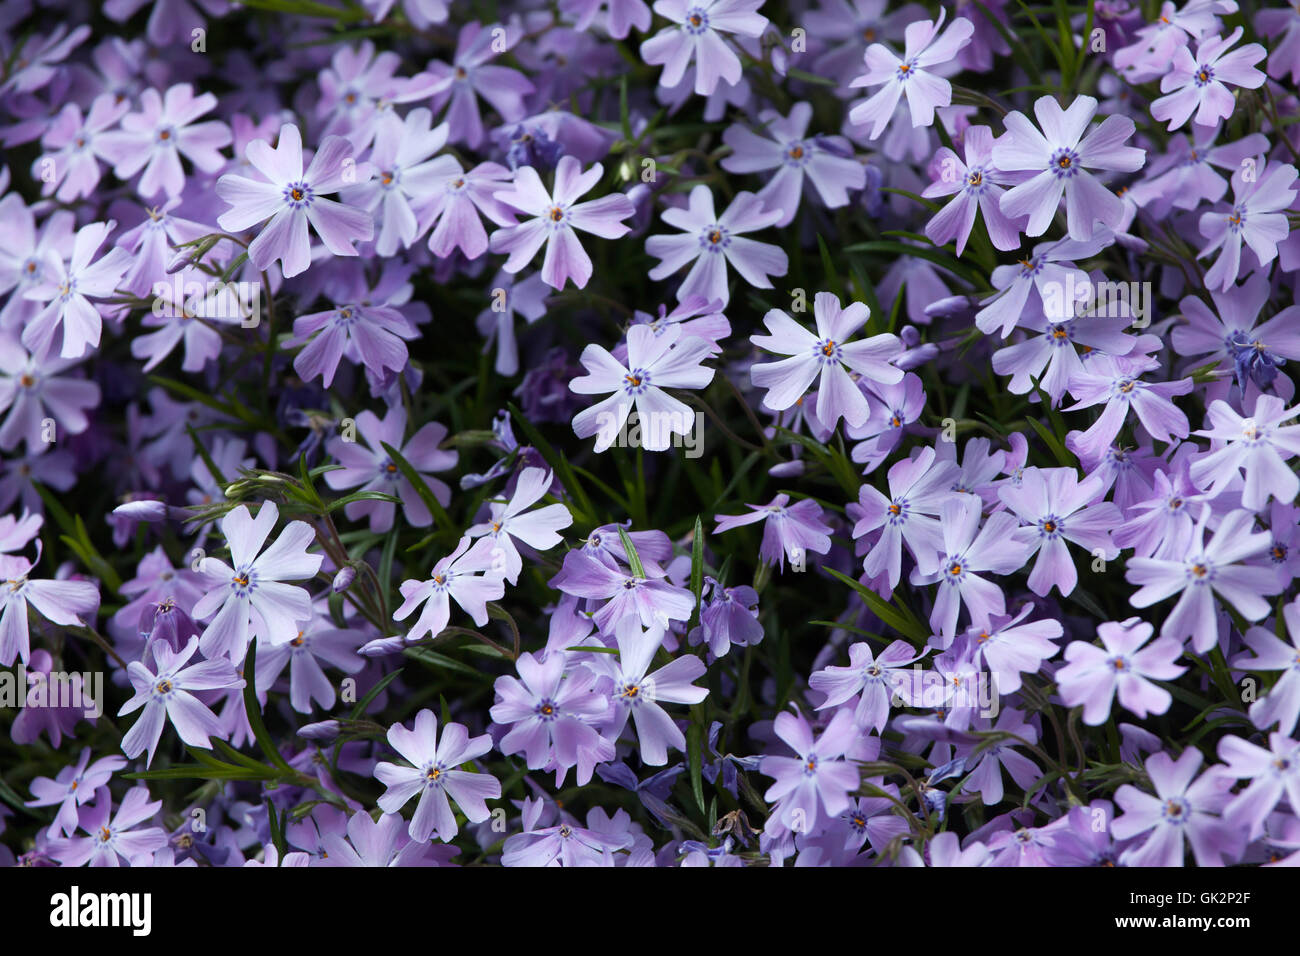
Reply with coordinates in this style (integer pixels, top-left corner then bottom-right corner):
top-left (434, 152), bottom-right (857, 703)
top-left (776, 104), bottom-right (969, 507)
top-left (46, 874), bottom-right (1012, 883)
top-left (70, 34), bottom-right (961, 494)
top-left (618, 526), bottom-right (646, 579)
top-left (825, 567), bottom-right (929, 644)
top-left (379, 441), bottom-right (456, 540)
top-left (687, 722), bottom-right (706, 816)
top-left (689, 516), bottom-right (705, 629)
top-left (349, 666), bottom-right (405, 720)
top-left (242, 639), bottom-right (295, 774)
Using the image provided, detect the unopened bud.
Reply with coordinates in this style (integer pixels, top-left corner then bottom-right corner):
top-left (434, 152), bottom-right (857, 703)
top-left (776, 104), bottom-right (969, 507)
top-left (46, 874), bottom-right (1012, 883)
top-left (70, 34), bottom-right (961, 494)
top-left (332, 566), bottom-right (356, 593)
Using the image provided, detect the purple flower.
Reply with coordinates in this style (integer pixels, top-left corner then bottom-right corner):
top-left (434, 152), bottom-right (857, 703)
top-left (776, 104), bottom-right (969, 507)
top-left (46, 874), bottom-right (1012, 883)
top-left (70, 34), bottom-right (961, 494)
top-left (424, 161), bottom-right (516, 260)
top-left (321, 811), bottom-right (456, 867)
top-left (393, 536), bottom-right (505, 641)
top-left (998, 466), bottom-right (1120, 597)
top-left (1151, 27), bottom-right (1266, 130)
top-left (426, 22), bottom-right (535, 149)
top-left (966, 605), bottom-right (1062, 694)
top-left (1233, 599), bottom-right (1300, 734)
top-left (0, 553), bottom-right (100, 667)
top-left (192, 500), bottom-right (324, 662)
top-left (118, 635), bottom-right (243, 767)
top-left (569, 322), bottom-right (714, 452)
top-left (760, 706), bottom-right (860, 834)
top-left (689, 577), bottom-right (762, 656)
top-left (215, 123), bottom-right (375, 279)
top-left (549, 549), bottom-right (695, 634)
top-left (36, 94), bottom-right (129, 201)
top-left (1057, 617), bottom-right (1185, 725)
top-left (0, 341), bottom-right (100, 451)
top-left (47, 785), bottom-right (168, 867)
top-left (923, 125), bottom-right (1026, 254)
top-left (290, 298), bottom-right (417, 388)
top-left (848, 11), bottom-right (974, 139)
top-left (911, 493), bottom-right (1035, 640)
top-left (375, 709), bottom-right (500, 842)
top-left (1197, 158), bottom-right (1298, 292)
top-left (501, 797), bottom-right (633, 866)
top-left (560, 0), bottom-right (651, 39)
top-left (22, 220), bottom-right (131, 361)
top-left (586, 619), bottom-right (708, 765)
top-left (646, 185), bottom-right (788, 307)
top-left (1125, 507), bottom-right (1280, 651)
top-left (1063, 354), bottom-right (1192, 464)
top-left (720, 103), bottom-right (865, 226)
top-left (714, 493), bottom-right (833, 572)
top-left (490, 156), bottom-right (635, 290)
top-left (1112, 747), bottom-right (1242, 866)
top-left (25, 748), bottom-right (126, 838)
top-left (640, 0), bottom-right (770, 96)
top-left (1218, 732), bottom-right (1300, 840)
top-left (993, 94), bottom-right (1145, 241)
top-left (809, 639), bottom-right (923, 731)
top-left (1191, 395), bottom-right (1300, 512)
top-left (97, 83), bottom-right (231, 198)
top-left (750, 292), bottom-right (903, 430)
top-left (852, 445), bottom-right (958, 590)
top-left (489, 651), bottom-right (615, 786)
top-left (323, 406), bottom-right (456, 532)
top-left (253, 615), bottom-right (364, 715)
top-left (466, 467), bottom-right (573, 585)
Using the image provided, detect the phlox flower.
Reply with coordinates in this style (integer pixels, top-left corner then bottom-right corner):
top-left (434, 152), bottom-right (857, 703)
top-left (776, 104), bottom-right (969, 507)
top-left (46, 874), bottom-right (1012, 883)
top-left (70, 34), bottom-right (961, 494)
top-left (1057, 617), bottom-right (1186, 725)
top-left (36, 94), bottom-right (129, 201)
top-left (1112, 747), bottom-right (1242, 866)
top-left (1063, 354), bottom-right (1192, 464)
top-left (809, 639), bottom-right (924, 732)
top-left (549, 549), bottom-right (695, 634)
top-left (1232, 599), bottom-right (1300, 734)
top-left (253, 614), bottom-right (364, 715)
top-left (964, 605), bottom-right (1062, 695)
top-left (1190, 395), bottom-right (1300, 512)
top-left (25, 748), bottom-right (126, 839)
top-left (466, 467), bottom-right (573, 585)
top-left (490, 156), bottom-right (635, 290)
top-left (559, 0), bottom-right (651, 39)
top-left (422, 161), bottom-right (516, 260)
top-left (0, 552), bottom-right (100, 667)
top-left (640, 0), bottom-right (770, 96)
top-left (1197, 158), bottom-right (1298, 292)
top-left (344, 107), bottom-right (449, 255)
top-left (922, 125), bottom-right (1025, 254)
top-left (714, 493), bottom-right (833, 572)
top-left (645, 185), bottom-right (788, 307)
top-left (851, 445), bottom-right (958, 590)
top-left (1151, 27), bottom-right (1266, 130)
top-left (215, 123), bottom-right (374, 279)
top-left (118, 635), bottom-right (243, 767)
top-left (47, 785), bottom-right (168, 868)
top-left (192, 500), bottom-right (324, 662)
top-left (1217, 733), bottom-right (1300, 840)
top-left (0, 339), bottom-right (100, 451)
top-left (22, 220), bottom-right (131, 361)
top-left (749, 291), bottom-right (903, 430)
top-left (501, 798), bottom-right (634, 866)
top-left (426, 21), bottom-right (535, 149)
top-left (393, 536), bottom-right (504, 641)
top-left (689, 578), bottom-right (762, 657)
top-left (993, 94), bottom-right (1145, 241)
top-left (97, 83), bottom-right (231, 198)
top-left (974, 230), bottom-right (1116, 339)
top-left (760, 706), bottom-right (861, 835)
top-left (375, 709), bottom-right (500, 842)
top-left (569, 322), bottom-right (714, 453)
top-left (1125, 507), bottom-right (1279, 651)
top-left (847, 11), bottom-right (974, 139)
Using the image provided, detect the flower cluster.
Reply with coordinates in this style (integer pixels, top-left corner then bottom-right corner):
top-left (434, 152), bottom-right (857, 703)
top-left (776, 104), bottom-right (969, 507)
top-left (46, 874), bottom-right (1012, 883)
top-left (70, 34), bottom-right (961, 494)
top-left (3, 0), bottom-right (1300, 871)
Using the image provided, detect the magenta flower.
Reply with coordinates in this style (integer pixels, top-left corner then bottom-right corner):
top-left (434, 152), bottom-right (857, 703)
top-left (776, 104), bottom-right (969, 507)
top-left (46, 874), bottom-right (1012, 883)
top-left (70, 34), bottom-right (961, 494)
top-left (640, 0), bottom-right (770, 96)
top-left (97, 83), bottom-right (231, 198)
top-left (998, 466), bottom-right (1120, 597)
top-left (847, 11), bottom-right (974, 139)
top-left (490, 651), bottom-right (615, 786)
top-left (22, 220), bottom-right (131, 361)
top-left (1057, 617), bottom-right (1186, 725)
top-left (569, 323), bottom-right (714, 452)
top-left (645, 185), bottom-right (788, 307)
top-left (1112, 748), bottom-right (1242, 866)
top-left (375, 709), bottom-right (500, 842)
top-left (192, 500), bottom-right (324, 662)
top-left (1151, 27), bottom-right (1266, 130)
top-left (118, 635), bottom-right (243, 767)
top-left (490, 156), bottom-right (635, 290)
top-left (466, 467), bottom-right (573, 585)
top-left (714, 493), bottom-right (833, 572)
top-left (720, 102), bottom-right (864, 226)
top-left (750, 292), bottom-right (903, 430)
top-left (393, 536), bottom-right (504, 642)
top-left (922, 125), bottom-right (1026, 254)
top-left (1190, 395), bottom-right (1300, 512)
top-left (1125, 507), bottom-right (1279, 652)
top-left (993, 94), bottom-right (1145, 241)
top-left (760, 706), bottom-right (860, 834)
top-left (215, 123), bottom-right (374, 279)
top-left (1197, 158), bottom-right (1298, 292)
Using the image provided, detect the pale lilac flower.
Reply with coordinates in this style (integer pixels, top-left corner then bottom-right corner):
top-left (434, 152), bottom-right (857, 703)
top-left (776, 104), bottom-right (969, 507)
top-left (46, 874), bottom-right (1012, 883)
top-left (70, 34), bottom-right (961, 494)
top-left (47, 785), bottom-right (168, 868)
top-left (466, 467), bottom-right (573, 585)
top-left (848, 11), bottom-right (975, 139)
top-left (922, 125), bottom-right (1025, 254)
top-left (640, 0), bottom-right (770, 96)
top-left (998, 467), bottom-right (1120, 597)
top-left (1151, 27), bottom-right (1266, 130)
top-left (910, 493), bottom-right (1035, 640)
top-left (476, 269), bottom-right (550, 376)
top-left (809, 639), bottom-right (924, 731)
top-left (253, 615), bottom-right (364, 715)
top-left (993, 94), bottom-right (1145, 241)
top-left (22, 220), bottom-right (131, 361)
top-left (501, 798), bottom-right (633, 866)
top-left (966, 605), bottom-right (1062, 694)
top-left (569, 323), bottom-right (714, 452)
top-left (760, 706), bottom-right (861, 834)
top-left (97, 83), bottom-right (230, 198)
top-left (0, 340), bottom-right (100, 451)
top-left (490, 651), bottom-right (615, 786)
top-left (375, 709), bottom-right (500, 842)
top-left (1112, 747), bottom-right (1242, 866)
top-left (1125, 508), bottom-right (1279, 651)
top-left (1233, 599), bottom-right (1300, 734)
top-left (645, 185), bottom-right (788, 307)
top-left (1198, 158), bottom-right (1298, 292)
top-left (549, 549), bottom-right (695, 634)
top-left (215, 123), bottom-right (374, 279)
top-left (586, 619), bottom-right (708, 765)
top-left (490, 156), bottom-right (635, 290)
top-left (426, 21), bottom-right (535, 149)
top-left (851, 445), bottom-right (958, 590)
top-left (393, 536), bottom-right (504, 642)
top-left (192, 500), bottom-right (324, 662)
top-left (750, 292), bottom-right (903, 430)
top-left (0, 553), bottom-right (100, 667)
top-left (1218, 733), bottom-right (1300, 840)
top-left (714, 493), bottom-right (833, 572)
top-left (35, 94), bottom-right (129, 201)
top-left (290, 299), bottom-right (417, 388)
top-left (25, 749), bottom-right (127, 839)
top-left (689, 578), bottom-right (762, 657)
top-left (119, 635), bottom-right (243, 767)
top-left (320, 811), bottom-right (452, 867)
top-left (1190, 395), bottom-right (1300, 511)
top-left (1063, 354), bottom-right (1192, 464)
top-left (720, 103), bottom-right (865, 226)
top-left (423, 161), bottom-right (516, 260)
top-left (560, 0), bottom-right (652, 38)
top-left (1057, 617), bottom-right (1186, 725)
